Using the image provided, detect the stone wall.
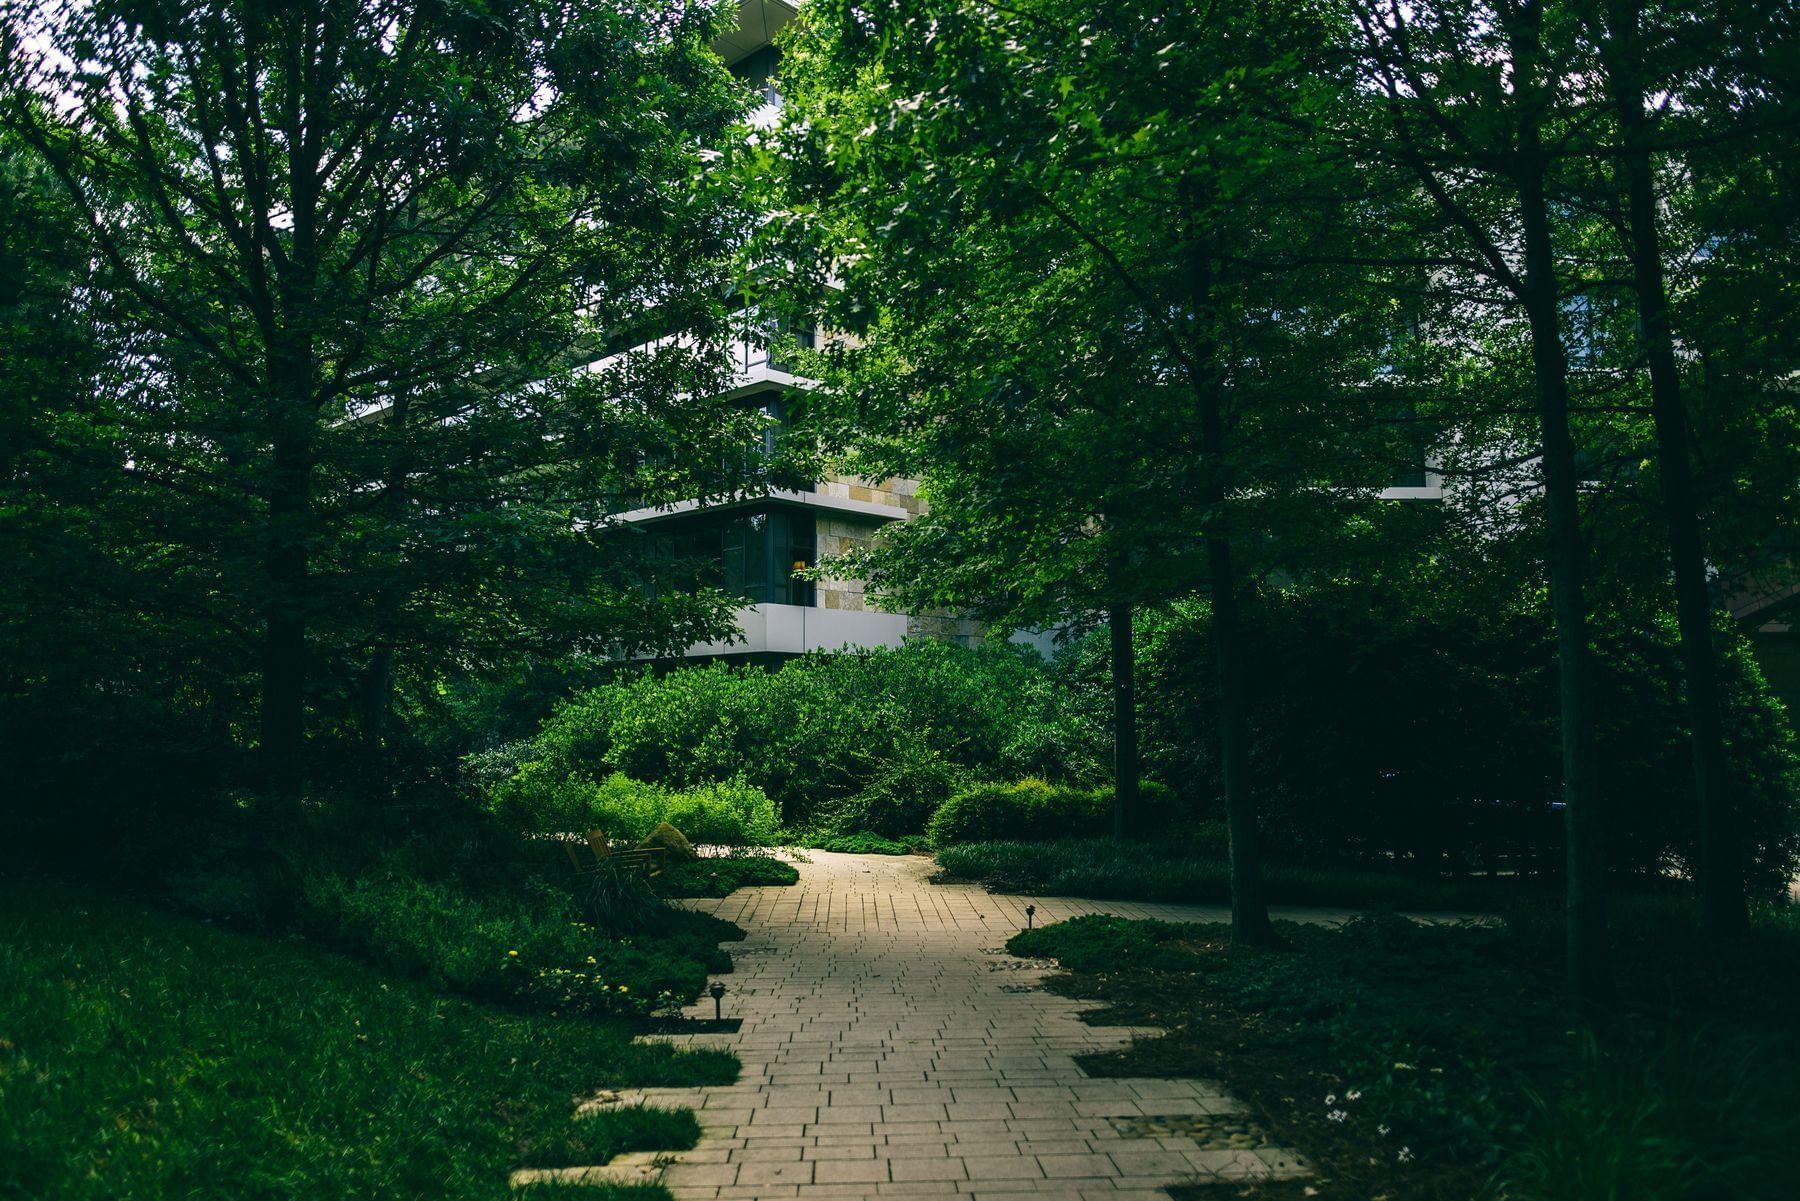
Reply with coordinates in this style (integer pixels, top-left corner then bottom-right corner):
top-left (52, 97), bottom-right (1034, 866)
top-left (814, 473), bottom-right (984, 646)
top-left (813, 473), bottom-right (925, 518)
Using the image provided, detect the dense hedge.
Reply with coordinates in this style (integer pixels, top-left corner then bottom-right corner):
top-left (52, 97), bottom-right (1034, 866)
top-left (927, 779), bottom-right (1174, 846)
top-left (515, 642), bottom-right (1104, 826)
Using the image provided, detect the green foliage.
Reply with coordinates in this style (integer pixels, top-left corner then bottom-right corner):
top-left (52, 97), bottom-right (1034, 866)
top-left (1008, 915), bottom-right (1207, 975)
top-left (294, 867), bottom-right (728, 1018)
top-left (936, 838), bottom-right (1538, 913)
top-left (927, 779), bottom-right (1171, 846)
top-left (522, 1105), bottom-right (702, 1171)
top-left (1491, 1033), bottom-right (1792, 1201)
top-left (1005, 904), bottom-right (1799, 1195)
top-left (816, 737), bottom-right (977, 837)
top-left (1054, 587), bottom-right (1800, 890)
top-left (493, 771), bottom-right (780, 847)
top-left (639, 822), bottom-right (699, 863)
top-left (0, 880), bottom-right (733, 1198)
top-left (799, 833), bottom-right (926, 855)
top-left (520, 643), bottom-right (1095, 825)
top-left (1, 0), bottom-right (759, 810)
top-left (654, 856), bottom-right (801, 898)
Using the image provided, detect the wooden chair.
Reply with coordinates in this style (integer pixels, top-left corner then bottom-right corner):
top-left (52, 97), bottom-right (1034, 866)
top-left (563, 829), bottom-right (665, 879)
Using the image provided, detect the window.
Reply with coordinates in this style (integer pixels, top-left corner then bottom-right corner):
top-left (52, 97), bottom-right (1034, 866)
top-left (655, 505), bottom-right (816, 606)
top-left (730, 45), bottom-right (782, 108)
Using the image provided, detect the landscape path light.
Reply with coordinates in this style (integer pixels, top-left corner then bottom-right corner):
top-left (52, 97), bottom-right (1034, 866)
top-left (1025, 904), bottom-right (1036, 930)
top-left (709, 981), bottom-right (727, 1021)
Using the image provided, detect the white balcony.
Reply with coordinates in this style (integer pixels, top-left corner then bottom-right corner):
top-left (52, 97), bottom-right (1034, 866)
top-left (683, 603), bottom-right (910, 657)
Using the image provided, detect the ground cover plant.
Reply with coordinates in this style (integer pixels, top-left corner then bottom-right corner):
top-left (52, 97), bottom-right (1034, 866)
top-left (296, 868), bottom-right (738, 1018)
top-left (795, 832), bottom-right (929, 855)
top-left (1007, 906), bottom-right (1800, 1200)
top-left (654, 855), bottom-right (801, 898)
top-left (0, 879), bottom-right (736, 1199)
top-left (937, 838), bottom-right (1552, 913)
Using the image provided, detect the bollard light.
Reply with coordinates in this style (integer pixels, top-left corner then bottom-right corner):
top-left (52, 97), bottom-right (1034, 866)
top-left (709, 981), bottom-right (727, 1021)
top-left (1025, 904), bottom-right (1036, 930)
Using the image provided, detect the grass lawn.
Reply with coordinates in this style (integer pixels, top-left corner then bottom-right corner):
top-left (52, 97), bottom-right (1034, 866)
top-left (0, 878), bottom-right (737, 1199)
top-left (1007, 902), bottom-right (1800, 1200)
top-left (936, 838), bottom-right (1576, 912)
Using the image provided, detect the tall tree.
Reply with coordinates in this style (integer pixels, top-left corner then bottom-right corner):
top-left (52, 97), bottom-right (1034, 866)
top-left (3, 0), bottom-right (758, 805)
top-left (779, 0), bottom-right (1397, 939)
top-left (1340, 0), bottom-right (1617, 1008)
top-left (1570, 0), bottom-right (1800, 935)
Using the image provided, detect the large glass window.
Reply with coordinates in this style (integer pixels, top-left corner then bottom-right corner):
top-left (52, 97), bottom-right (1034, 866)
top-left (655, 505), bottom-right (815, 606)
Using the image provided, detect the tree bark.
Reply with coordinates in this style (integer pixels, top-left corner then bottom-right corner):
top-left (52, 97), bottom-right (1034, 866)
top-left (1599, 0), bottom-right (1745, 935)
top-left (1109, 600), bottom-right (1140, 841)
top-left (1207, 529), bottom-right (1274, 944)
top-left (260, 401), bottom-right (312, 807)
top-left (1196, 377), bottom-right (1275, 945)
top-left (1517, 160), bottom-right (1614, 1013)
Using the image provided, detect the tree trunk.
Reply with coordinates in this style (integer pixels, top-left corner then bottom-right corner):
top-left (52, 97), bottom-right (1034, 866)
top-left (1196, 377), bottom-right (1275, 945)
top-left (260, 410), bottom-right (311, 807)
top-left (1109, 600), bottom-right (1140, 842)
top-left (1207, 530), bottom-right (1274, 944)
top-left (1601, 0), bottom-right (1745, 935)
top-left (1517, 164), bottom-right (1614, 1013)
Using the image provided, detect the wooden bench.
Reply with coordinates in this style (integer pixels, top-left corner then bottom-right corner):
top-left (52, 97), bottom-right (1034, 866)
top-left (562, 829), bottom-right (666, 879)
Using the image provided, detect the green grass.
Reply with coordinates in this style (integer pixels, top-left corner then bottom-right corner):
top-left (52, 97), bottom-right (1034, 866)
top-left (938, 838), bottom-right (1557, 911)
top-left (0, 878), bottom-right (736, 1199)
top-left (296, 868), bottom-right (737, 1018)
top-left (520, 1105), bottom-right (701, 1170)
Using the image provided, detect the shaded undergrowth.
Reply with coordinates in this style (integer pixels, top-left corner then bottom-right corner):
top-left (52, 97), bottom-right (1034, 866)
top-left (0, 879), bottom-right (736, 1199)
top-left (1008, 905), bottom-right (1800, 1201)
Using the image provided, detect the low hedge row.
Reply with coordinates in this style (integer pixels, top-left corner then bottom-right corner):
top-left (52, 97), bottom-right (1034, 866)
top-left (926, 778), bottom-right (1174, 846)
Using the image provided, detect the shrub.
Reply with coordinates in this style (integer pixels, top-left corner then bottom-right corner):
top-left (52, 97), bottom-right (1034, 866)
top-left (929, 779), bottom-right (1063, 845)
top-left (1491, 1031), bottom-right (1793, 1201)
top-left (1054, 588), bottom-right (1799, 888)
top-left (490, 770), bottom-right (779, 846)
top-left (936, 838), bottom-right (1536, 911)
top-left (926, 779), bottom-right (1171, 846)
top-left (639, 821), bottom-right (698, 862)
top-left (522, 641), bottom-right (1091, 825)
top-left (817, 739), bottom-right (976, 836)
top-left (659, 779), bottom-right (781, 847)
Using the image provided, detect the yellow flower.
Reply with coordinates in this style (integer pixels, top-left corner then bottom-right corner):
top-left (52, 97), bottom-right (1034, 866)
top-left (586, 956), bottom-right (597, 965)
top-left (507, 950), bottom-right (519, 957)
top-left (618, 985), bottom-right (628, 994)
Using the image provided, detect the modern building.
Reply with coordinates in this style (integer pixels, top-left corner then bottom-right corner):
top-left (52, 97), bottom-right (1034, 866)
top-left (600, 1), bottom-right (986, 663)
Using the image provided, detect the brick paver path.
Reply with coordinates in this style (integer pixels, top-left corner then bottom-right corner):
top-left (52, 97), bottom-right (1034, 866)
top-left (576, 851), bottom-right (1313, 1200)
